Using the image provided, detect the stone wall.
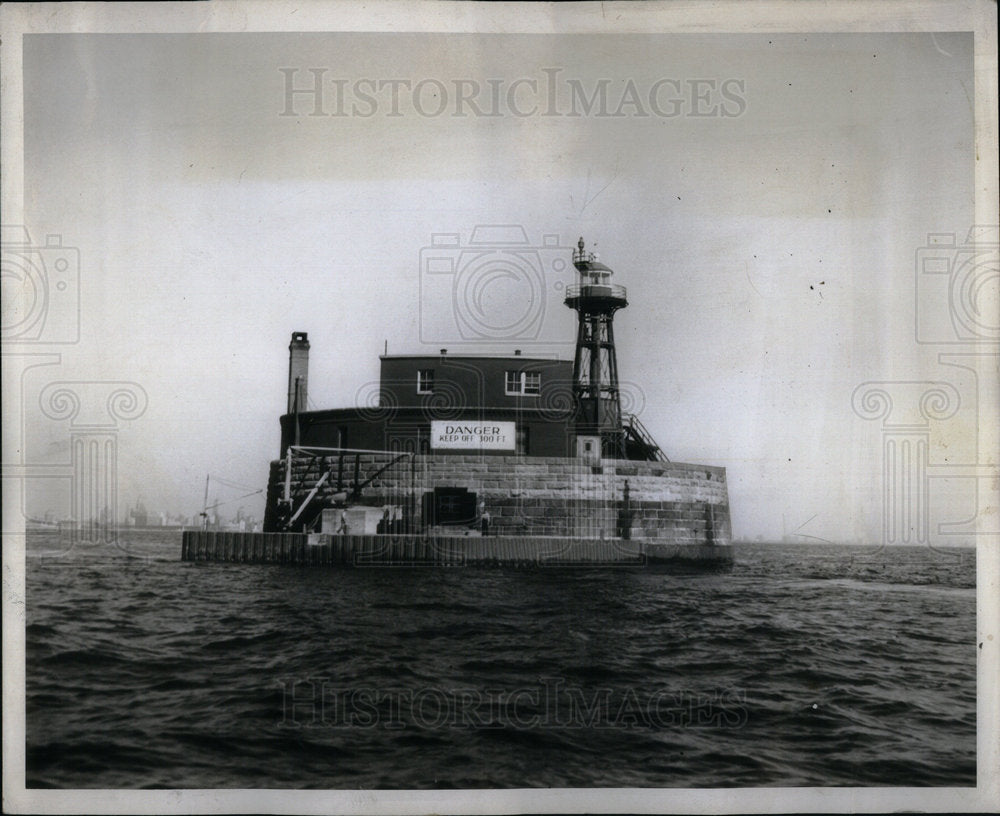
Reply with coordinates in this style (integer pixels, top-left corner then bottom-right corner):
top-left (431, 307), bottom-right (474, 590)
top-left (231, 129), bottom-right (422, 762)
top-left (264, 453), bottom-right (731, 545)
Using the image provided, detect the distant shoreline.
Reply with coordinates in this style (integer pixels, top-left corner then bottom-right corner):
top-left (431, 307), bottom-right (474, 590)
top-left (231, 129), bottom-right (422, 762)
top-left (730, 539), bottom-right (975, 549)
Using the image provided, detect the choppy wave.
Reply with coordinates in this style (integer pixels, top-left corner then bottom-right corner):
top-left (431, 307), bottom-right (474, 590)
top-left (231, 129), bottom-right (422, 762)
top-left (24, 534), bottom-right (976, 788)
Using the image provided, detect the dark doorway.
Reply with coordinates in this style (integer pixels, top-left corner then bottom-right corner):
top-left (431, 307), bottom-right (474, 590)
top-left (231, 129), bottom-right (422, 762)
top-left (422, 487), bottom-right (477, 527)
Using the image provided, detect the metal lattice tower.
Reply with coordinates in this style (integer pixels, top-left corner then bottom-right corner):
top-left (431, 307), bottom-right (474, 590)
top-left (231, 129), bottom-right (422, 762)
top-left (564, 237), bottom-right (629, 459)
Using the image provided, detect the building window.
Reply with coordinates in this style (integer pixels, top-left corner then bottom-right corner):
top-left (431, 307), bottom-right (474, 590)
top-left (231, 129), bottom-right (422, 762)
top-left (505, 370), bottom-right (541, 396)
top-left (417, 369), bottom-right (435, 394)
top-left (516, 425), bottom-right (529, 455)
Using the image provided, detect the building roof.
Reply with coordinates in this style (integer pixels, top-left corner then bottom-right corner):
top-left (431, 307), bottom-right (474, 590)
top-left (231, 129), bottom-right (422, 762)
top-left (378, 353), bottom-right (565, 362)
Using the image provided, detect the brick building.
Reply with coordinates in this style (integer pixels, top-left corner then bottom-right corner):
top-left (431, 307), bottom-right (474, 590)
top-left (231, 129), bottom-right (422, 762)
top-left (280, 348), bottom-right (578, 459)
top-left (264, 239), bottom-right (730, 543)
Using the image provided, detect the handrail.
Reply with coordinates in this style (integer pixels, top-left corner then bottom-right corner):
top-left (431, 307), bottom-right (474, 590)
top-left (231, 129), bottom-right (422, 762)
top-left (564, 283), bottom-right (628, 300)
top-left (288, 445), bottom-right (414, 457)
top-left (624, 414), bottom-right (669, 462)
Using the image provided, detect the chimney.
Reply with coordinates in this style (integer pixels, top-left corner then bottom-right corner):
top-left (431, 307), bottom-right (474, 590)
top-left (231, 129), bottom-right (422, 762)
top-left (287, 332), bottom-right (310, 414)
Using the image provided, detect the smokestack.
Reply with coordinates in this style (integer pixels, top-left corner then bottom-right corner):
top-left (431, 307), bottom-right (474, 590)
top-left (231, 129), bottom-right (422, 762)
top-left (287, 332), bottom-right (310, 414)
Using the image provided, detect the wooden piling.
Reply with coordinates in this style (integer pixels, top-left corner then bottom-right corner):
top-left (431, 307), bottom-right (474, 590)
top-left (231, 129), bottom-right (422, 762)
top-left (180, 531), bottom-right (732, 568)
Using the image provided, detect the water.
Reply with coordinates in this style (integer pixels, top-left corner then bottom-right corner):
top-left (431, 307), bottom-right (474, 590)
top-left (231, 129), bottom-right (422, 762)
top-left (25, 531), bottom-right (976, 788)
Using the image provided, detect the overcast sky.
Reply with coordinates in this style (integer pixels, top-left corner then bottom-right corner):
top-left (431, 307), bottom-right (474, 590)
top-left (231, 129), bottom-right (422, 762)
top-left (11, 28), bottom-right (980, 542)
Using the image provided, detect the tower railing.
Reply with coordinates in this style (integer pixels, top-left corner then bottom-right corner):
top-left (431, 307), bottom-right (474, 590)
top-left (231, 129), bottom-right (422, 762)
top-left (624, 414), bottom-right (670, 462)
top-left (564, 283), bottom-right (628, 300)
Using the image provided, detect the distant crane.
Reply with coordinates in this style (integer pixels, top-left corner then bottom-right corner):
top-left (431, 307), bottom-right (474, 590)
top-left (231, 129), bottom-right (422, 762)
top-left (199, 473), bottom-right (264, 529)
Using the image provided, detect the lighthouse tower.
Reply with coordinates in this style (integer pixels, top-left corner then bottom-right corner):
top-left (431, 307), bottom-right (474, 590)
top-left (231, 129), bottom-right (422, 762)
top-left (564, 237), bottom-right (629, 459)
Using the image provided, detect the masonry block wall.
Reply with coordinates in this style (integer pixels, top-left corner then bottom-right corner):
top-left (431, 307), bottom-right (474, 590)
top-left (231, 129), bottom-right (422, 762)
top-left (264, 454), bottom-right (732, 545)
